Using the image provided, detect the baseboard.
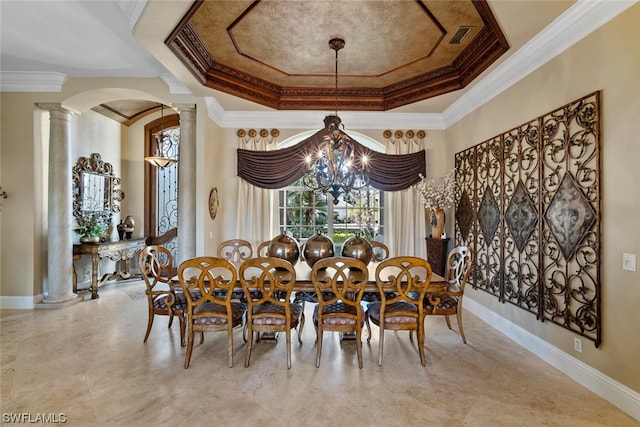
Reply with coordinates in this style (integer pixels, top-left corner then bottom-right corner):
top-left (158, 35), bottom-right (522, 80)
top-left (463, 297), bottom-right (640, 421)
top-left (0, 295), bottom-right (36, 309)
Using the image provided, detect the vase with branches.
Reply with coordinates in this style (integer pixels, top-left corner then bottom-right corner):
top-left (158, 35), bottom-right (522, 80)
top-left (414, 170), bottom-right (457, 238)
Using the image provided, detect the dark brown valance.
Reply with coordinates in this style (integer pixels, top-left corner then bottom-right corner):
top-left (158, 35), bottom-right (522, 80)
top-left (237, 116), bottom-right (425, 191)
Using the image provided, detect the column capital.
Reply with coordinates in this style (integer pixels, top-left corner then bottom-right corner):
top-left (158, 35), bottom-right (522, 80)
top-left (173, 104), bottom-right (196, 114)
top-left (35, 103), bottom-right (76, 115)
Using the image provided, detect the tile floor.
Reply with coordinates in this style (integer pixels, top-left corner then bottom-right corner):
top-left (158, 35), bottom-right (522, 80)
top-left (1, 280), bottom-right (636, 426)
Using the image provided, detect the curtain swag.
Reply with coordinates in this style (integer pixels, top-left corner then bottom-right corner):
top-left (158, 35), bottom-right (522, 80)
top-left (237, 116), bottom-right (426, 191)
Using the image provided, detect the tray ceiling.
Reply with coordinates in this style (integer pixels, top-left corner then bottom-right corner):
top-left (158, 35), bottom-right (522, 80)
top-left (166, 0), bottom-right (509, 111)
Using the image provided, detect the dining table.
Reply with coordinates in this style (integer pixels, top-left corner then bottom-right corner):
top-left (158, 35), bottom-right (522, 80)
top-left (172, 258), bottom-right (446, 292)
top-left (172, 257), bottom-right (447, 342)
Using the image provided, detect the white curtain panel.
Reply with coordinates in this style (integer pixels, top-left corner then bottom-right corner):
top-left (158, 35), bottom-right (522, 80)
top-left (236, 135), bottom-right (279, 249)
top-left (385, 137), bottom-right (427, 259)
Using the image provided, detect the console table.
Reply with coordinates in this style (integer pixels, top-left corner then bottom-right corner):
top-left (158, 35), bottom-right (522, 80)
top-left (73, 238), bottom-right (146, 299)
top-left (425, 237), bottom-right (450, 277)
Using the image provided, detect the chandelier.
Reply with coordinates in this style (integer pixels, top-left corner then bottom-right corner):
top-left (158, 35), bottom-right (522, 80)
top-left (145, 104), bottom-right (178, 169)
top-left (302, 38), bottom-right (369, 204)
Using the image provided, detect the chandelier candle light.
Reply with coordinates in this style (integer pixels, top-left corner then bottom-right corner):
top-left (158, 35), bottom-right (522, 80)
top-left (302, 38), bottom-right (369, 204)
top-left (415, 170), bottom-right (457, 239)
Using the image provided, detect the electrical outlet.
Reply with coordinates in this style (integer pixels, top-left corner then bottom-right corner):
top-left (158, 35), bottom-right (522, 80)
top-left (83, 268), bottom-right (91, 280)
top-left (573, 337), bottom-right (583, 353)
top-left (623, 253), bottom-right (637, 272)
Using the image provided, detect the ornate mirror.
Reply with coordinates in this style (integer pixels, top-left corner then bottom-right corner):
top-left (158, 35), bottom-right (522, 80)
top-left (72, 153), bottom-right (124, 228)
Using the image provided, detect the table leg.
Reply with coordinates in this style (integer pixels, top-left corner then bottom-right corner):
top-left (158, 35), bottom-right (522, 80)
top-left (72, 256), bottom-right (79, 294)
top-left (91, 254), bottom-right (100, 299)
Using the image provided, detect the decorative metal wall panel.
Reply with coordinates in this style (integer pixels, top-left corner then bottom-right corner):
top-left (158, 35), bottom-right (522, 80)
top-left (454, 92), bottom-right (600, 346)
top-left (502, 121), bottom-right (540, 315)
top-left (455, 147), bottom-right (476, 245)
top-left (540, 93), bottom-right (600, 344)
top-left (474, 136), bottom-right (503, 298)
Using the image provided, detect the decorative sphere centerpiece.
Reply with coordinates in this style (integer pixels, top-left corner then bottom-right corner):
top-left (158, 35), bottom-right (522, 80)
top-left (302, 231), bottom-right (334, 268)
top-left (341, 233), bottom-right (373, 265)
top-left (267, 231), bottom-right (300, 266)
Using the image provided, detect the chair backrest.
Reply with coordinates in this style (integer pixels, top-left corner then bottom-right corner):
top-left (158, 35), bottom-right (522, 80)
top-left (257, 241), bottom-right (271, 257)
top-left (446, 246), bottom-right (473, 291)
top-left (178, 257), bottom-right (238, 317)
top-left (138, 245), bottom-right (173, 291)
top-left (239, 257), bottom-right (296, 308)
top-left (311, 256), bottom-right (368, 308)
top-left (375, 256), bottom-right (432, 306)
top-left (217, 239), bottom-right (253, 263)
top-left (370, 241), bottom-right (390, 262)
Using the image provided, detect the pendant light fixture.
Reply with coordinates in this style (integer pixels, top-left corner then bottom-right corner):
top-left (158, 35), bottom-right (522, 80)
top-left (302, 38), bottom-right (369, 203)
top-left (145, 103), bottom-right (177, 169)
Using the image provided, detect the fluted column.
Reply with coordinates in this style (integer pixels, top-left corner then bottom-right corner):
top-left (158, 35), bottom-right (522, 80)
top-left (175, 104), bottom-right (196, 264)
top-left (37, 103), bottom-right (77, 304)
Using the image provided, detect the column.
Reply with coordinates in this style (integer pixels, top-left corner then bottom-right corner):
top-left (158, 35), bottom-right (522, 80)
top-left (175, 104), bottom-right (196, 265)
top-left (37, 103), bottom-right (77, 304)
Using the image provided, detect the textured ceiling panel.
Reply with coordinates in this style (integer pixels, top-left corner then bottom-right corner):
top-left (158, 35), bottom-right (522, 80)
top-left (167, 0), bottom-right (508, 110)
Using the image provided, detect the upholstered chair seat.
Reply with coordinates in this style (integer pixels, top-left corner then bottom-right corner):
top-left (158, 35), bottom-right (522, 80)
top-left (152, 292), bottom-right (188, 312)
top-left (367, 301), bottom-right (418, 325)
top-left (313, 302), bottom-right (360, 325)
top-left (193, 302), bottom-right (246, 326)
top-left (251, 302), bottom-right (303, 326)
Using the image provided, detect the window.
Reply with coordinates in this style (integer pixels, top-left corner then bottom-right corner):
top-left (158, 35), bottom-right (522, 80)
top-left (277, 129), bottom-right (386, 250)
top-left (279, 181), bottom-right (383, 252)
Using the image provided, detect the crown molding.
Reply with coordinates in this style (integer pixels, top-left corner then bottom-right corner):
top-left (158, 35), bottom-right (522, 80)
top-left (117, 0), bottom-right (148, 31)
top-left (204, 97), bottom-right (445, 130)
top-left (441, 0), bottom-right (638, 128)
top-left (160, 73), bottom-right (192, 95)
top-left (0, 72), bottom-right (66, 93)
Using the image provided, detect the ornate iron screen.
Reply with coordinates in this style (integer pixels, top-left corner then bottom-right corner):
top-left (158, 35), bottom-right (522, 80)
top-left (156, 127), bottom-right (179, 260)
top-left (455, 91), bottom-right (601, 346)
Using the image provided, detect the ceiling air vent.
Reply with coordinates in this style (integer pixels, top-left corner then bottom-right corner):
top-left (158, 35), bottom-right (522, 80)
top-left (449, 27), bottom-right (473, 44)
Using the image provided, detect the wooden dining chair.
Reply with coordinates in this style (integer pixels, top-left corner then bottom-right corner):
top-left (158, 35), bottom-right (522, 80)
top-left (312, 257), bottom-right (369, 368)
top-left (178, 257), bottom-right (247, 369)
top-left (217, 239), bottom-right (254, 263)
top-left (239, 257), bottom-right (303, 369)
top-left (423, 246), bottom-right (473, 343)
top-left (257, 240), bottom-right (271, 257)
top-left (370, 240), bottom-right (390, 262)
top-left (217, 239), bottom-right (254, 301)
top-left (367, 256), bottom-right (432, 366)
top-left (362, 240), bottom-right (391, 340)
top-left (138, 245), bottom-right (186, 346)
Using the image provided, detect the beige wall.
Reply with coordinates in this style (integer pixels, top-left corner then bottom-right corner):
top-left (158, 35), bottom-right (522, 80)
top-left (446, 5), bottom-right (640, 392)
top-left (1, 93), bottom-right (40, 298)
